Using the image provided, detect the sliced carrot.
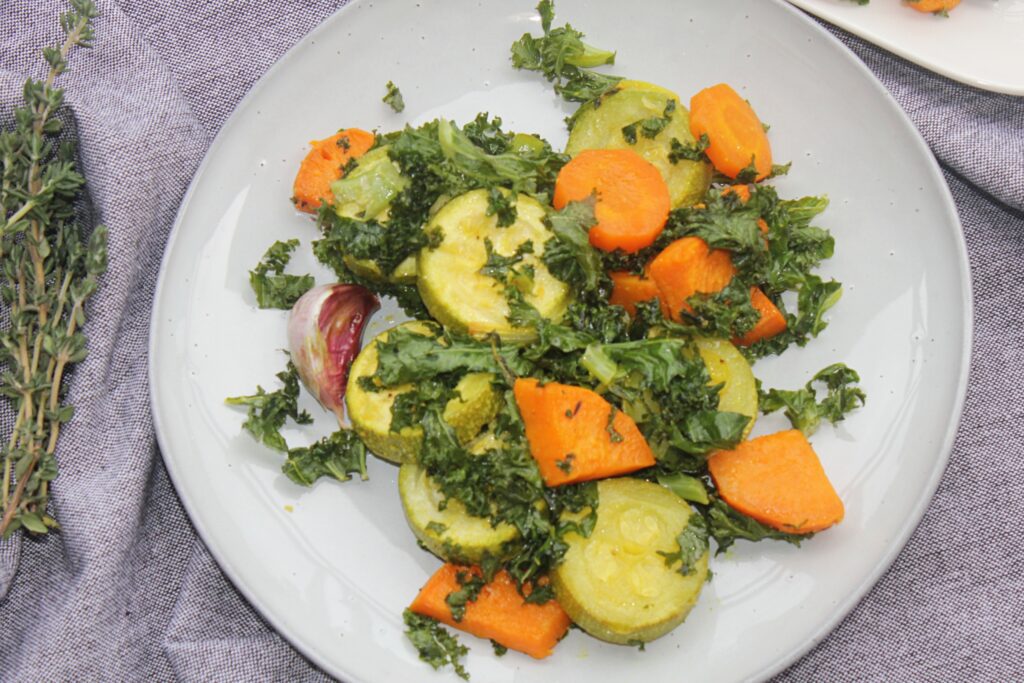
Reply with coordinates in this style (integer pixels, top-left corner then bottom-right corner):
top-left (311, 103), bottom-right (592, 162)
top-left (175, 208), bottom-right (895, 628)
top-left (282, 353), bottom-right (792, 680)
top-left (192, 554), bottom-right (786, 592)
top-left (553, 148), bottom-right (671, 253)
top-left (708, 429), bottom-right (844, 533)
top-left (735, 287), bottom-right (787, 346)
top-left (292, 128), bottom-right (375, 213)
top-left (906, 0), bottom-right (960, 13)
top-left (647, 236), bottom-right (736, 321)
top-left (514, 378), bottom-right (655, 487)
top-left (409, 564), bottom-right (571, 659)
top-left (609, 270), bottom-right (660, 316)
top-left (690, 84), bottom-right (772, 182)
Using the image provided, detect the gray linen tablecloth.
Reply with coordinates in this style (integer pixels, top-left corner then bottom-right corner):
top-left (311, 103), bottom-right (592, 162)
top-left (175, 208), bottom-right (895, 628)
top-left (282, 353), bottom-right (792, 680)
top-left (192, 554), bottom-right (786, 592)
top-left (1, 1), bottom-right (1021, 681)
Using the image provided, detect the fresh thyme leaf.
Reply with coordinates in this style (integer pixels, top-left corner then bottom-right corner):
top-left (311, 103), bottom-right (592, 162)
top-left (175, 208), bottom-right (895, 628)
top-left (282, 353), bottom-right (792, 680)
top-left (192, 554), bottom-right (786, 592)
top-left (759, 363), bottom-right (865, 435)
top-left (403, 609), bottom-right (470, 680)
top-left (659, 513), bottom-right (709, 576)
top-left (0, 0), bottom-right (107, 538)
top-left (282, 429), bottom-right (368, 486)
top-left (225, 359), bottom-right (312, 452)
top-left (382, 80), bottom-right (405, 112)
top-left (249, 239), bottom-right (315, 309)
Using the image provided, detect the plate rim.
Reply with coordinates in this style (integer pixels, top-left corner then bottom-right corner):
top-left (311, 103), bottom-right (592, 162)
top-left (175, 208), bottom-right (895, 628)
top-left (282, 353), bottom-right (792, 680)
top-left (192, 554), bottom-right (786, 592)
top-left (147, 0), bottom-right (975, 680)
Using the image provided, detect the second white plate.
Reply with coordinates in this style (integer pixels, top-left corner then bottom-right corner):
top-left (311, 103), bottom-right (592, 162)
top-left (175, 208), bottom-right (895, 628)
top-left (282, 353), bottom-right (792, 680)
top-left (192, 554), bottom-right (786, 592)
top-left (788, 0), bottom-right (1024, 95)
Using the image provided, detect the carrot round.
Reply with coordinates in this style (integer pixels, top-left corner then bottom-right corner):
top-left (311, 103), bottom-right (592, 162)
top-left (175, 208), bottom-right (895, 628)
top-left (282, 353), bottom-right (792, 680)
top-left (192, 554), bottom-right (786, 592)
top-left (735, 287), bottom-right (787, 346)
top-left (292, 128), bottom-right (375, 213)
top-left (647, 236), bottom-right (736, 321)
top-left (708, 429), bottom-right (844, 533)
top-left (553, 148), bottom-right (671, 253)
top-left (906, 0), bottom-right (960, 13)
top-left (514, 378), bottom-right (655, 487)
top-left (409, 563), bottom-right (571, 659)
top-left (609, 270), bottom-right (660, 316)
top-left (689, 84), bottom-right (772, 182)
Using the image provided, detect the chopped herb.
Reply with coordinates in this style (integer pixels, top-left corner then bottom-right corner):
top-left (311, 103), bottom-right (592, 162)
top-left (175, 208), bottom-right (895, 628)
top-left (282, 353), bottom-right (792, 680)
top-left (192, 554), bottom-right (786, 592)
top-left (556, 454), bottom-right (576, 473)
top-left (403, 610), bottom-right (470, 680)
top-left (621, 99), bottom-right (676, 144)
top-left (383, 80), bottom-right (405, 112)
top-left (510, 1), bottom-right (622, 103)
top-left (446, 570), bottom-right (488, 622)
top-left (668, 133), bottom-right (710, 163)
top-left (248, 239), bottom-right (315, 309)
top-left (759, 363), bottom-right (865, 435)
top-left (659, 513), bottom-right (709, 576)
top-left (606, 406), bottom-right (624, 443)
top-left (491, 640), bottom-right (508, 656)
top-left (704, 495), bottom-right (807, 553)
top-left (225, 359), bottom-right (312, 452)
top-left (282, 429), bottom-right (368, 486)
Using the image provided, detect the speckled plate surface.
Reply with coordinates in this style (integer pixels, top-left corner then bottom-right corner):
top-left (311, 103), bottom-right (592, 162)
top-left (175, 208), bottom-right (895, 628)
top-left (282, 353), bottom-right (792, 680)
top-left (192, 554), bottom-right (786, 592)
top-left (149, 1), bottom-right (972, 681)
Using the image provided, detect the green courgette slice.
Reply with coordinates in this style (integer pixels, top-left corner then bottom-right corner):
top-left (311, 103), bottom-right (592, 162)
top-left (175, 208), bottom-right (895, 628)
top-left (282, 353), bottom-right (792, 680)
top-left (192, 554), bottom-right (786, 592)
top-left (345, 321), bottom-right (499, 463)
top-left (552, 478), bottom-right (709, 644)
top-left (416, 189), bottom-right (571, 342)
top-left (398, 432), bottom-right (520, 563)
top-left (695, 337), bottom-right (758, 439)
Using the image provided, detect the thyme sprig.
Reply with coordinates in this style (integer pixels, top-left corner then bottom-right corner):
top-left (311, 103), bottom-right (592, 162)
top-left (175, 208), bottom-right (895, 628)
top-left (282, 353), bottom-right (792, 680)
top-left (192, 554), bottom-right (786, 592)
top-left (0, 0), bottom-right (107, 538)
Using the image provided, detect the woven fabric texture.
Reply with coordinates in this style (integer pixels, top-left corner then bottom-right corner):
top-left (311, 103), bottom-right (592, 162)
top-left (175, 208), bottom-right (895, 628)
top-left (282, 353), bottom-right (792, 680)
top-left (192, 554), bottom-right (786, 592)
top-left (0, 1), bottom-right (1021, 681)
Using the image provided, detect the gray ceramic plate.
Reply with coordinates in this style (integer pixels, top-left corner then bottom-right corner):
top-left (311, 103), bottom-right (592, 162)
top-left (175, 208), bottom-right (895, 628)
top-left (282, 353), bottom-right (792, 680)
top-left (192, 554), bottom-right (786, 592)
top-left (149, 1), bottom-right (972, 680)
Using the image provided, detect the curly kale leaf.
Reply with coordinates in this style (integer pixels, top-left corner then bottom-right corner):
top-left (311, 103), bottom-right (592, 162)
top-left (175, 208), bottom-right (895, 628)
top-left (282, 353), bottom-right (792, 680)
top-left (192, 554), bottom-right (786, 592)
top-left (248, 239), bottom-right (314, 309)
top-left (759, 362), bottom-right (865, 435)
top-left (541, 196), bottom-right (607, 296)
top-left (382, 80), bottom-right (405, 112)
top-left (622, 99), bottom-right (676, 145)
top-left (282, 429), bottom-right (368, 486)
top-left (225, 359), bottom-right (312, 452)
top-left (403, 610), bottom-right (469, 680)
top-left (703, 495), bottom-right (808, 553)
top-left (510, 1), bottom-right (622, 103)
top-left (659, 513), bottom-right (709, 576)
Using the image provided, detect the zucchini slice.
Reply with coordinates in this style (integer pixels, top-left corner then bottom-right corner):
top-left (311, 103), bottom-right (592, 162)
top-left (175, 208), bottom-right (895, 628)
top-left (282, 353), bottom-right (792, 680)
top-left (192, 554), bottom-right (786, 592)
top-left (417, 189), bottom-right (571, 342)
top-left (552, 478), bottom-right (708, 644)
top-left (566, 87), bottom-right (712, 208)
top-left (330, 146), bottom-right (417, 284)
top-left (398, 432), bottom-right (520, 563)
top-left (695, 337), bottom-right (758, 439)
top-left (345, 321), bottom-right (500, 463)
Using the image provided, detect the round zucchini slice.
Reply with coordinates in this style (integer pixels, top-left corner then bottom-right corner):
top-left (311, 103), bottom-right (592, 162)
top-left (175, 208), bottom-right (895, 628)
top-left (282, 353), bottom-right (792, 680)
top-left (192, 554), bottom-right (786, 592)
top-left (694, 337), bottom-right (758, 439)
top-left (566, 87), bottom-right (712, 208)
top-left (398, 432), bottom-right (520, 563)
top-left (417, 189), bottom-right (571, 342)
top-left (552, 478), bottom-right (709, 644)
top-left (345, 321), bottom-right (500, 463)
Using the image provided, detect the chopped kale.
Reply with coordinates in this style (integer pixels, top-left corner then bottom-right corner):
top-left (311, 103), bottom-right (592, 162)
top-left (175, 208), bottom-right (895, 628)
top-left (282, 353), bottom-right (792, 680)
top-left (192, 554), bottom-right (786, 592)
top-left (403, 610), bottom-right (470, 680)
top-left (248, 239), bottom-right (314, 309)
top-left (382, 80), bottom-right (405, 112)
top-left (760, 363), bottom-right (866, 435)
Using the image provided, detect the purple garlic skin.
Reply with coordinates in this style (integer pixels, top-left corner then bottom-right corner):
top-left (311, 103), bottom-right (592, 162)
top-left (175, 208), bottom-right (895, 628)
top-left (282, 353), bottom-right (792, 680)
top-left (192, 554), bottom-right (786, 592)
top-left (288, 283), bottom-right (380, 420)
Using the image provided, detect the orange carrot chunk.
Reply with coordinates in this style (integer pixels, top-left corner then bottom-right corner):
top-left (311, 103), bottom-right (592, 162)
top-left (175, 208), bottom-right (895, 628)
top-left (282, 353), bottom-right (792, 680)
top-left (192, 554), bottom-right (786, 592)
top-left (409, 564), bottom-right (571, 660)
top-left (647, 236), bottom-right (736, 322)
top-left (514, 378), bottom-right (656, 487)
top-left (708, 429), bottom-right (844, 534)
top-left (292, 128), bottom-right (375, 213)
top-left (609, 270), bottom-right (660, 316)
top-left (553, 148), bottom-right (671, 253)
top-left (690, 84), bottom-right (773, 182)
top-left (735, 287), bottom-right (787, 347)
top-left (906, 0), bottom-right (960, 13)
